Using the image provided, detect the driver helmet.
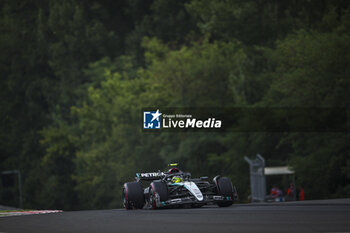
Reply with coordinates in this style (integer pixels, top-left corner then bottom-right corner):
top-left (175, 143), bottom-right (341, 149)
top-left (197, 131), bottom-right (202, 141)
top-left (172, 175), bottom-right (183, 183)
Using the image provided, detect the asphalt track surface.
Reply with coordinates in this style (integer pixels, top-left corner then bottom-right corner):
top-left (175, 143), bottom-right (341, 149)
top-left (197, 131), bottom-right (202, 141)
top-left (0, 199), bottom-right (349, 233)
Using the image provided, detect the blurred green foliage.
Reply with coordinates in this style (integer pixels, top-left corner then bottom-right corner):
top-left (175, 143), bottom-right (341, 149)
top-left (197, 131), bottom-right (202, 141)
top-left (0, 0), bottom-right (349, 209)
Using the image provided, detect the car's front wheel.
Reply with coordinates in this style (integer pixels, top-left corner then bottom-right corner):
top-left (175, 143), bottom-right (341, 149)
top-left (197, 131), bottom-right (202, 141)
top-left (149, 181), bottom-right (169, 209)
top-left (215, 177), bottom-right (234, 207)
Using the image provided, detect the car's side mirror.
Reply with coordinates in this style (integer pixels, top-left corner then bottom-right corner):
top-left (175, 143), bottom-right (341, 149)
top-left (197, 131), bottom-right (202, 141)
top-left (200, 176), bottom-right (208, 180)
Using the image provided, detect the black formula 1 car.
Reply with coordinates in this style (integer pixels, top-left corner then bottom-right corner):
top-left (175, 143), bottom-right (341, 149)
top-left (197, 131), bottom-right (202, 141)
top-left (122, 165), bottom-right (238, 209)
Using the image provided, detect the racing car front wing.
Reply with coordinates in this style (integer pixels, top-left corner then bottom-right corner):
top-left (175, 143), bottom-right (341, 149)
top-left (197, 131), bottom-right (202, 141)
top-left (154, 195), bottom-right (233, 208)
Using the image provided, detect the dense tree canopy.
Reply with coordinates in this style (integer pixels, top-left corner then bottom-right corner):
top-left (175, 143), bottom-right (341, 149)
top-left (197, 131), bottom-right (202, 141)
top-left (0, 0), bottom-right (349, 209)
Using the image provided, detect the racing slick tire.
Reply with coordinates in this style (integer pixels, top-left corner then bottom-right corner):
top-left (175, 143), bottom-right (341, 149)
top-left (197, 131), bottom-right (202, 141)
top-left (149, 181), bottom-right (169, 209)
top-left (216, 177), bottom-right (234, 207)
top-left (123, 182), bottom-right (145, 210)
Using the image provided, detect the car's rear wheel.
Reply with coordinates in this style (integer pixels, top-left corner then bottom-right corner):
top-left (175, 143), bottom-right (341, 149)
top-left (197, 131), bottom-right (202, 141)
top-left (123, 182), bottom-right (145, 210)
top-left (149, 181), bottom-right (169, 209)
top-left (216, 177), bottom-right (234, 207)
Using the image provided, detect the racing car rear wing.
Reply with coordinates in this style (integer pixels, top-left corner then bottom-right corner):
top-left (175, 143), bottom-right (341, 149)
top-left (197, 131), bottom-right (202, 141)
top-left (135, 172), bottom-right (165, 181)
